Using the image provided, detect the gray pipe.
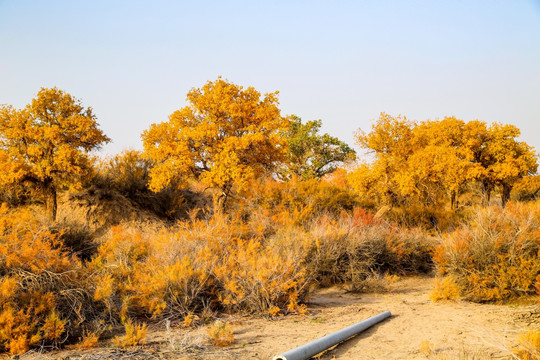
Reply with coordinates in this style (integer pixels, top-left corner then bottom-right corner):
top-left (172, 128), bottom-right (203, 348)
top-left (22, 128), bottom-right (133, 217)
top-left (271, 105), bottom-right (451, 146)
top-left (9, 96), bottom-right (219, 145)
top-left (272, 311), bottom-right (391, 360)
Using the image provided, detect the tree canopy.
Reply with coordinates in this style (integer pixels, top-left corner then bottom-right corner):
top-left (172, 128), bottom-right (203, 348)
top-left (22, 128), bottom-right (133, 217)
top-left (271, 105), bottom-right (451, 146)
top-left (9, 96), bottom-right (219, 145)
top-left (349, 113), bottom-right (537, 208)
top-left (0, 87), bottom-right (110, 220)
top-left (142, 78), bottom-right (289, 208)
top-left (279, 115), bottom-right (355, 180)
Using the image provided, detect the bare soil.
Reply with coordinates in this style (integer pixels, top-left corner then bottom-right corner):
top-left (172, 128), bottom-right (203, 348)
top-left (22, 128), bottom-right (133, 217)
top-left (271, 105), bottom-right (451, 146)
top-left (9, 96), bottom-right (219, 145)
top-left (16, 277), bottom-right (540, 360)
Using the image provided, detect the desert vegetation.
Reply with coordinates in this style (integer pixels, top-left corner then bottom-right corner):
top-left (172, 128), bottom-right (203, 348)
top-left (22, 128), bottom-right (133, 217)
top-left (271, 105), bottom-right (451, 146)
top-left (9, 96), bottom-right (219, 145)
top-left (0, 79), bottom-right (538, 357)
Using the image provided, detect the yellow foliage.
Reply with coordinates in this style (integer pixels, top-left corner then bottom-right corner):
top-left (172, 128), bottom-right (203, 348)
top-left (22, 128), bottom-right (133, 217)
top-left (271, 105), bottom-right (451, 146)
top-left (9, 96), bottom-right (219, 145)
top-left (181, 312), bottom-right (199, 328)
top-left (114, 319), bottom-right (147, 347)
top-left (351, 114), bottom-right (537, 210)
top-left (0, 206), bottom-right (83, 354)
top-left (89, 213), bottom-right (309, 320)
top-left (94, 273), bottom-right (115, 302)
top-left (207, 320), bottom-right (234, 347)
top-left (514, 175), bottom-right (540, 201)
top-left (142, 78), bottom-right (289, 207)
top-left (75, 330), bottom-right (100, 350)
top-left (0, 205), bottom-right (77, 273)
top-left (0, 87), bottom-right (110, 220)
top-left (0, 276), bottom-right (18, 301)
top-left (40, 311), bottom-right (66, 342)
top-left (237, 175), bottom-right (359, 227)
top-left (430, 277), bottom-right (460, 302)
top-left (513, 329), bottom-right (540, 360)
top-left (433, 202), bottom-right (540, 302)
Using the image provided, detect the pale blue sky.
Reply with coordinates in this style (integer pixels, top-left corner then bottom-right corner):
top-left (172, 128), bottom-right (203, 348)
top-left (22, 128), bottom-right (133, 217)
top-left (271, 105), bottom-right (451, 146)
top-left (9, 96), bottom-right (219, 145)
top-left (1, 0), bottom-right (539, 158)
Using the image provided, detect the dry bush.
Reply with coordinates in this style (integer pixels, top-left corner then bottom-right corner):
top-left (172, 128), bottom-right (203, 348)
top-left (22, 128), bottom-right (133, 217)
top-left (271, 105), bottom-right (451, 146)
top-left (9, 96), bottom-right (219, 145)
top-left (433, 201), bottom-right (540, 302)
top-left (0, 205), bottom-right (92, 354)
top-left (385, 203), bottom-right (470, 233)
top-left (88, 212), bottom-right (309, 320)
top-left (300, 208), bottom-right (435, 291)
top-left (75, 330), bottom-right (100, 349)
top-left (236, 176), bottom-right (360, 226)
top-left (82, 151), bottom-right (209, 221)
top-left (207, 320), bottom-right (234, 347)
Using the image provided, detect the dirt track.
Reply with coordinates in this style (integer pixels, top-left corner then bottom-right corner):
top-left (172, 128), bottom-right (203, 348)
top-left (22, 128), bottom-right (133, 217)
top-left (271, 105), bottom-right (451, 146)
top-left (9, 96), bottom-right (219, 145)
top-left (18, 277), bottom-right (540, 360)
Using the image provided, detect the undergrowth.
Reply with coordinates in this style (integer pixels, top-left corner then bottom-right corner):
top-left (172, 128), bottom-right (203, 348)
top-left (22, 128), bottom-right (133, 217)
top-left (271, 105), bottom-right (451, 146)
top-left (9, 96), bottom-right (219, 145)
top-left (432, 201), bottom-right (540, 302)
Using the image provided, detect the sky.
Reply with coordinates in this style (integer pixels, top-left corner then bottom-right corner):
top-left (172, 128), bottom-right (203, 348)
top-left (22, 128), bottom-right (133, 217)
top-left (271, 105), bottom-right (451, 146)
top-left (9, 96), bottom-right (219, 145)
top-left (1, 0), bottom-right (539, 158)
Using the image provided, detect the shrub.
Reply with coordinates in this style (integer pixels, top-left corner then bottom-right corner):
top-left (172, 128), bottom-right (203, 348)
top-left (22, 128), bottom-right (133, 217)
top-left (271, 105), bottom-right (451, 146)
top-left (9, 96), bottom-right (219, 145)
top-left (0, 205), bottom-right (90, 354)
top-left (82, 151), bottom-right (203, 220)
top-left (207, 320), bottom-right (234, 347)
top-left (302, 208), bottom-right (435, 291)
top-left (113, 319), bottom-right (147, 347)
top-left (430, 276), bottom-right (460, 301)
top-left (89, 213), bottom-right (309, 321)
top-left (433, 201), bottom-right (540, 302)
top-left (513, 329), bottom-right (540, 360)
top-left (75, 330), bottom-right (100, 350)
top-left (236, 176), bottom-right (360, 226)
top-left (385, 203), bottom-right (470, 233)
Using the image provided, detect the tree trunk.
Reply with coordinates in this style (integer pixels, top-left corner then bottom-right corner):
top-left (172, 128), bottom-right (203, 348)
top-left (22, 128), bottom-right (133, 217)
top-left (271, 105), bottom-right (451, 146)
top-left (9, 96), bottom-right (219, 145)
top-left (212, 183), bottom-right (232, 214)
top-left (501, 183), bottom-right (512, 208)
top-left (45, 184), bottom-right (57, 222)
top-left (450, 190), bottom-right (456, 210)
top-left (481, 181), bottom-right (492, 206)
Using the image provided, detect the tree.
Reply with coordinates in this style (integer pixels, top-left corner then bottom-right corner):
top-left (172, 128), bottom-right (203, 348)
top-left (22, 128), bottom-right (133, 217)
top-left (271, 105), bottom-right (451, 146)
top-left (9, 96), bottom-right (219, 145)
top-left (0, 87), bottom-right (110, 221)
top-left (513, 175), bottom-right (540, 201)
top-left (406, 118), bottom-right (484, 209)
top-left (351, 113), bottom-right (415, 206)
top-left (351, 114), bottom-right (537, 209)
top-left (479, 123), bottom-right (537, 207)
top-left (142, 78), bottom-right (289, 208)
top-left (279, 116), bottom-right (355, 180)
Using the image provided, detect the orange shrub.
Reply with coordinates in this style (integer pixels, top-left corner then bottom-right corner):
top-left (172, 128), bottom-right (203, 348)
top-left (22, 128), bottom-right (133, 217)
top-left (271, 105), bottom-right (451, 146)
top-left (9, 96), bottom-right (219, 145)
top-left (89, 213), bottom-right (309, 321)
top-left (236, 176), bottom-right (360, 227)
top-left (113, 319), bottom-right (147, 347)
top-left (0, 205), bottom-right (86, 354)
top-left (433, 201), bottom-right (540, 302)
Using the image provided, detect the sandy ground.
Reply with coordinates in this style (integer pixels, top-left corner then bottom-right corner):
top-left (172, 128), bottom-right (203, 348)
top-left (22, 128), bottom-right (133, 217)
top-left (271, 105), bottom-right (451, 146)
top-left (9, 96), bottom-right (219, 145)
top-left (18, 277), bottom-right (540, 360)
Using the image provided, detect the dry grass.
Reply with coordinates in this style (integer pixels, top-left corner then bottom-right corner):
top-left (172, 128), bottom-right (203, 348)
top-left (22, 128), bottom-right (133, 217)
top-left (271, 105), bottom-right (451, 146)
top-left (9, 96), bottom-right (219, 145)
top-left (301, 208), bottom-right (435, 292)
top-left (433, 201), bottom-right (540, 302)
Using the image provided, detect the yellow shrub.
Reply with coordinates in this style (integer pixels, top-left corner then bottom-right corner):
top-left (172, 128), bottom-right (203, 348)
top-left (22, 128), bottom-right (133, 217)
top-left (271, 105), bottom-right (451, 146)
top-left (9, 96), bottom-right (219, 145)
top-left (236, 176), bottom-right (360, 227)
top-left (433, 202), bottom-right (540, 302)
top-left (40, 311), bottom-right (66, 342)
top-left (76, 331), bottom-right (100, 349)
top-left (207, 321), bottom-right (234, 347)
top-left (513, 329), bottom-right (540, 360)
top-left (89, 213), bottom-right (309, 321)
top-left (114, 319), bottom-right (147, 347)
top-left (0, 205), bottom-right (85, 354)
top-left (430, 277), bottom-right (460, 302)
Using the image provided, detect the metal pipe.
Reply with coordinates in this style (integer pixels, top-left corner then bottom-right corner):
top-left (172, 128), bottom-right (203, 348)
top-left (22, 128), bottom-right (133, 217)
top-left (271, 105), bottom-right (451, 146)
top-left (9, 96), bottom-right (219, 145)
top-left (272, 311), bottom-right (391, 360)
